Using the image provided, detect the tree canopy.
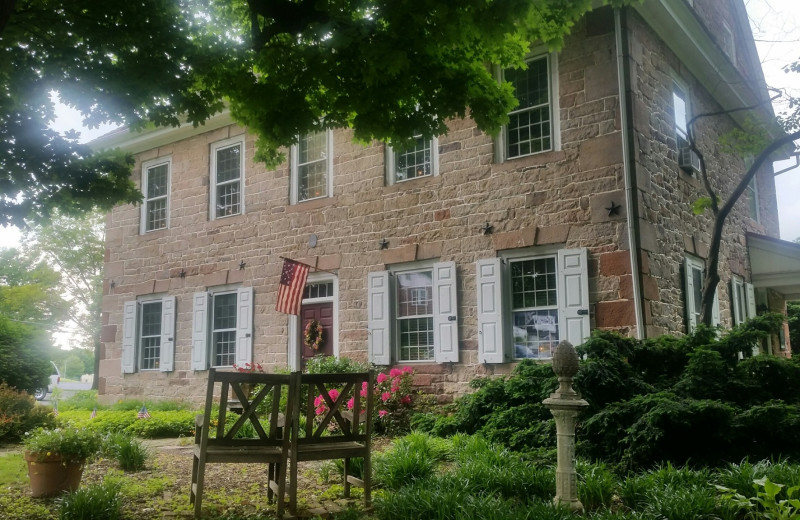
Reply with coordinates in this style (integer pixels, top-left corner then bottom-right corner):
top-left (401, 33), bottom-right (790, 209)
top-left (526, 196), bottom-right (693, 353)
top-left (1, 0), bottom-right (627, 226)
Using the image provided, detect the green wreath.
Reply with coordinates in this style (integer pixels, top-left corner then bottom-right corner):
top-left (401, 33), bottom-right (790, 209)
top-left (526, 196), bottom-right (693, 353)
top-left (304, 320), bottom-right (324, 350)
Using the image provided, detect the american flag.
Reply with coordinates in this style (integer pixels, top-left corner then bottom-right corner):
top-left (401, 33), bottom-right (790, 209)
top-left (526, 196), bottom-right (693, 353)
top-left (275, 259), bottom-right (309, 315)
top-left (52, 401), bottom-right (58, 417)
top-left (137, 405), bottom-right (151, 419)
top-left (90, 406), bottom-right (97, 419)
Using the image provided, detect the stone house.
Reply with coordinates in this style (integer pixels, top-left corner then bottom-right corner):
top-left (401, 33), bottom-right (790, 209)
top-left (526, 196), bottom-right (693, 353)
top-left (95, 1), bottom-right (798, 404)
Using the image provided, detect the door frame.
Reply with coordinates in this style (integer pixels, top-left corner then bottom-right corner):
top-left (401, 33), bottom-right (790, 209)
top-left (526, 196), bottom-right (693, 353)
top-left (288, 272), bottom-right (339, 370)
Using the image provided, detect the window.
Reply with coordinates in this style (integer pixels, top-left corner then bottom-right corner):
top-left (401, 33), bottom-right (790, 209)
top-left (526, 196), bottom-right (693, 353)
top-left (476, 248), bottom-right (589, 363)
top-left (140, 158), bottom-right (170, 233)
top-left (502, 54), bottom-right (556, 160)
top-left (368, 261), bottom-right (458, 364)
top-left (385, 136), bottom-right (439, 185)
top-left (291, 130), bottom-right (333, 203)
top-left (191, 287), bottom-right (253, 370)
top-left (210, 137), bottom-right (244, 219)
top-left (730, 275), bottom-right (756, 326)
top-left (673, 82), bottom-right (689, 142)
top-left (684, 255), bottom-right (720, 332)
top-left (303, 281), bottom-right (334, 300)
top-left (721, 22), bottom-right (736, 62)
top-left (746, 178), bottom-right (760, 221)
top-left (121, 296), bottom-right (176, 373)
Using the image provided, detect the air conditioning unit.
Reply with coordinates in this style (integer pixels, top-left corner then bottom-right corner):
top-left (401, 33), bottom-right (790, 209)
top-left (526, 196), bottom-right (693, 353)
top-left (677, 137), bottom-right (701, 175)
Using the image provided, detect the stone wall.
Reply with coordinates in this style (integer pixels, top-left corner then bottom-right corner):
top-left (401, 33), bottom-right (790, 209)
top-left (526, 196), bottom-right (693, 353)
top-left (625, 10), bottom-right (779, 339)
top-left (98, 7), bottom-right (780, 405)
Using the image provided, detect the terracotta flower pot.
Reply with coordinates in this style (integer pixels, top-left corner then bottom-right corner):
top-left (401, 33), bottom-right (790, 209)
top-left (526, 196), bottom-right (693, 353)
top-left (24, 451), bottom-right (85, 497)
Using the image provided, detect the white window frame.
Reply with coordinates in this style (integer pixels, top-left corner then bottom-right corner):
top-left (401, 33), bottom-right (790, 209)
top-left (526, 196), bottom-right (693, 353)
top-left (121, 295), bottom-right (176, 374)
top-left (191, 286), bottom-right (253, 370)
top-left (368, 260), bottom-right (459, 365)
top-left (494, 50), bottom-right (561, 163)
top-left (684, 255), bottom-right (720, 332)
top-left (290, 130), bottom-right (334, 204)
top-left (209, 136), bottom-right (245, 220)
top-left (476, 247), bottom-right (589, 363)
top-left (140, 157), bottom-right (171, 234)
top-left (385, 136), bottom-right (439, 185)
top-left (746, 178), bottom-right (760, 223)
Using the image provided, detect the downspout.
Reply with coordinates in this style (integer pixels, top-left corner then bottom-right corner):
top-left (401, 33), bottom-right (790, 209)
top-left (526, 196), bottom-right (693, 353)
top-left (615, 7), bottom-right (646, 339)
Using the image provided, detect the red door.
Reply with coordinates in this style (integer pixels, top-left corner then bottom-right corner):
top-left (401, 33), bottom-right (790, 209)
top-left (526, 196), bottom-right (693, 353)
top-left (300, 303), bottom-right (334, 359)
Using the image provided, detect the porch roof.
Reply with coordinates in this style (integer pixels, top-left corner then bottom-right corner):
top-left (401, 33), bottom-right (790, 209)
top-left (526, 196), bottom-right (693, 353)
top-left (747, 233), bottom-right (800, 301)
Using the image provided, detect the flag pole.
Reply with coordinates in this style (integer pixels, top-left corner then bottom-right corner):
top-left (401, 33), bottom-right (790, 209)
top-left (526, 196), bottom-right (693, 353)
top-left (278, 256), bottom-right (337, 276)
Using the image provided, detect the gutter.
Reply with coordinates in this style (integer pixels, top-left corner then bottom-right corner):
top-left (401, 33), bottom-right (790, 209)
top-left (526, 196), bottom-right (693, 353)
top-left (615, 7), bottom-right (646, 339)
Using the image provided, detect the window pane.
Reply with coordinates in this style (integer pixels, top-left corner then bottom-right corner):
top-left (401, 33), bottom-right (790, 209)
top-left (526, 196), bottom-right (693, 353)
top-left (511, 258), bottom-right (557, 311)
top-left (146, 164), bottom-right (168, 199)
top-left (297, 132), bottom-right (328, 202)
top-left (298, 160), bottom-right (328, 201)
top-left (146, 198), bottom-right (167, 231)
top-left (506, 57), bottom-right (551, 159)
top-left (394, 137), bottom-right (432, 182)
top-left (213, 293), bottom-right (237, 331)
top-left (397, 271), bottom-right (433, 317)
top-left (673, 87), bottom-right (688, 139)
top-left (214, 331), bottom-right (237, 367)
top-left (692, 266), bottom-right (703, 324)
top-left (216, 144), bottom-right (241, 184)
top-left (216, 181), bottom-right (241, 217)
top-left (513, 309), bottom-right (559, 359)
top-left (140, 302), bottom-right (162, 370)
top-left (398, 317), bottom-right (434, 361)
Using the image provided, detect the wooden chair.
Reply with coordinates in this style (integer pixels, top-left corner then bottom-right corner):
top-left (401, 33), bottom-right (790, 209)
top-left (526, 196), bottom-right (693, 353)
top-left (190, 369), bottom-right (294, 519)
top-left (287, 371), bottom-right (374, 514)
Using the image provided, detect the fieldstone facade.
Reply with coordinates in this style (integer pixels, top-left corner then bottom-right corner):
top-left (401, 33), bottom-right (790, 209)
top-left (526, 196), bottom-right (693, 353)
top-left (97, 3), bottom-right (790, 405)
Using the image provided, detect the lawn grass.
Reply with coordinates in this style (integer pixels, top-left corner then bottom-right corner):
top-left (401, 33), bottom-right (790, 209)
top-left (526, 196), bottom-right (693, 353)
top-left (0, 452), bottom-right (28, 490)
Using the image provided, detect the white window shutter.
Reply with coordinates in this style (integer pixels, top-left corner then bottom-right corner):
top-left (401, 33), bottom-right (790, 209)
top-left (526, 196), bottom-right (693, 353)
top-left (159, 296), bottom-right (176, 372)
top-left (745, 282), bottom-right (757, 319)
top-left (192, 292), bottom-right (209, 371)
top-left (368, 271), bottom-right (391, 365)
top-left (236, 287), bottom-right (254, 366)
top-left (122, 301), bottom-right (137, 374)
top-left (476, 258), bottom-right (506, 363)
top-left (684, 257), bottom-right (697, 332)
top-left (433, 261), bottom-right (458, 363)
top-left (730, 280), bottom-right (741, 326)
top-left (712, 288), bottom-right (720, 327)
top-left (557, 248), bottom-right (591, 347)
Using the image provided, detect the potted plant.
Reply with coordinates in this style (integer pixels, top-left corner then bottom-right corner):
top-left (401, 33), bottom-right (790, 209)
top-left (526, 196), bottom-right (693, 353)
top-left (23, 427), bottom-right (101, 497)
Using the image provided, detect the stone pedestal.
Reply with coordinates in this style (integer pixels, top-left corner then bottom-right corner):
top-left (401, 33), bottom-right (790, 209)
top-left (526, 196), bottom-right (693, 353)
top-left (542, 341), bottom-right (589, 512)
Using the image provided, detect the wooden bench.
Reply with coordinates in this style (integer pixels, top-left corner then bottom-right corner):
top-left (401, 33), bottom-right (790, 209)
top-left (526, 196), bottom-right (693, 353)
top-left (287, 371), bottom-right (374, 514)
top-left (190, 369), bottom-right (294, 518)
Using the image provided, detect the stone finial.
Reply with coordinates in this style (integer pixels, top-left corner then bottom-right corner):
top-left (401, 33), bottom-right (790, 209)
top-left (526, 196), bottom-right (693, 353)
top-left (549, 340), bottom-right (582, 400)
top-left (551, 340), bottom-right (580, 378)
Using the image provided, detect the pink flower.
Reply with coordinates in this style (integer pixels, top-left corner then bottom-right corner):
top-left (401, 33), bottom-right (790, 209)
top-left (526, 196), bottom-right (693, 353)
top-left (400, 395), bottom-right (412, 405)
top-left (389, 368), bottom-right (402, 378)
top-left (328, 389), bottom-right (340, 401)
top-left (376, 373), bottom-right (388, 383)
top-left (391, 383), bottom-right (400, 392)
top-left (379, 410), bottom-right (388, 418)
top-left (381, 392), bottom-right (391, 402)
top-left (360, 382), bottom-right (368, 397)
top-left (315, 406), bottom-right (326, 415)
top-left (347, 397), bottom-right (354, 410)
top-left (402, 366), bottom-right (413, 374)
top-left (314, 395), bottom-right (323, 407)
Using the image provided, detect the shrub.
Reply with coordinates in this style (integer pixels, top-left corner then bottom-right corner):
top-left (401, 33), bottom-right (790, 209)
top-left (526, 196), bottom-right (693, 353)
top-left (58, 409), bottom-right (196, 438)
top-left (0, 383), bottom-right (55, 442)
top-left (103, 432), bottom-right (148, 471)
top-left (577, 461), bottom-right (616, 510)
top-left (374, 367), bottom-right (416, 434)
top-left (374, 435), bottom-right (440, 489)
top-left (305, 355), bottom-right (368, 374)
top-left (57, 480), bottom-right (122, 520)
top-left (23, 427), bottom-right (102, 463)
